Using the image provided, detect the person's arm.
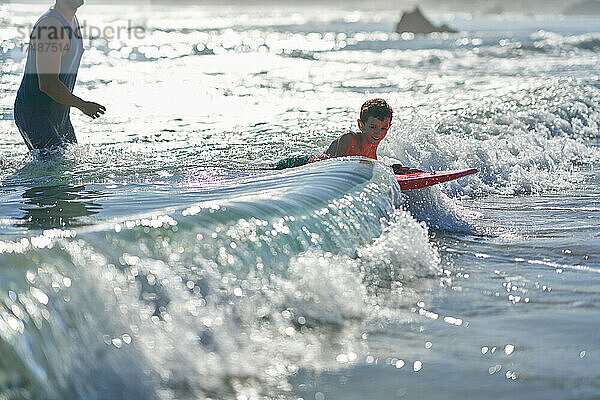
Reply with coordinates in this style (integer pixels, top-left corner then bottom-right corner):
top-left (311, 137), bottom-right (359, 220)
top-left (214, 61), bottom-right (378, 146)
top-left (34, 19), bottom-right (106, 119)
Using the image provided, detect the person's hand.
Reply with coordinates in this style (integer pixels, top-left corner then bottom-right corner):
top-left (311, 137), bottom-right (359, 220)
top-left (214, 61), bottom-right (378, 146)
top-left (308, 153), bottom-right (331, 163)
top-left (78, 101), bottom-right (106, 119)
top-left (392, 164), bottom-right (424, 174)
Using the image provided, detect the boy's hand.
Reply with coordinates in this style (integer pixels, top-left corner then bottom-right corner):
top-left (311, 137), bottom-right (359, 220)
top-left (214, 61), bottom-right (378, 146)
top-left (392, 164), bottom-right (424, 174)
top-left (308, 153), bottom-right (331, 163)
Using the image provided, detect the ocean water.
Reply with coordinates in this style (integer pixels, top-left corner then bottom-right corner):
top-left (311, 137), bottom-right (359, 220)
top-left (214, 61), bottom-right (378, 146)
top-left (1, 3), bottom-right (600, 399)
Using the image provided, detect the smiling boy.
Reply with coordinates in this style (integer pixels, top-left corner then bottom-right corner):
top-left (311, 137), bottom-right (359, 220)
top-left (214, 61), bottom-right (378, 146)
top-left (321, 98), bottom-right (392, 160)
top-left (275, 98), bottom-right (420, 173)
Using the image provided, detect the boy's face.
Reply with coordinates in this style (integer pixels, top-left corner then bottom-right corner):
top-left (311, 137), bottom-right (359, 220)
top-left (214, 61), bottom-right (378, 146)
top-left (358, 116), bottom-right (391, 145)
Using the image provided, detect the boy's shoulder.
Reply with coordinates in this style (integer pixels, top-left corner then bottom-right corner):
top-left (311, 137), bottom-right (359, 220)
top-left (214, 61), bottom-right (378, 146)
top-left (325, 131), bottom-right (360, 157)
top-left (334, 131), bottom-right (361, 148)
top-left (338, 130), bottom-right (360, 141)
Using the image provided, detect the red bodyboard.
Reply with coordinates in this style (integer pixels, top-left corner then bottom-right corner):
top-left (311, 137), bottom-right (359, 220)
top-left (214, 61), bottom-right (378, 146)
top-left (396, 168), bottom-right (478, 190)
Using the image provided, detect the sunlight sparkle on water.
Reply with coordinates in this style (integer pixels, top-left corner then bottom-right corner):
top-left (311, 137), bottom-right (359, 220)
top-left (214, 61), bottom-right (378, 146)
top-left (413, 361), bottom-right (423, 372)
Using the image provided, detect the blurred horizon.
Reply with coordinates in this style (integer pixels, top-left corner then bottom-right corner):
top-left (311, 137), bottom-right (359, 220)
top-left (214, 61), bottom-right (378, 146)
top-left (2, 0), bottom-right (600, 15)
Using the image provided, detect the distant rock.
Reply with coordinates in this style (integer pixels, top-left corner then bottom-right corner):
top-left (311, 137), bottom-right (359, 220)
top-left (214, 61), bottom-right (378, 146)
top-left (484, 5), bottom-right (505, 15)
top-left (564, 0), bottom-right (600, 14)
top-left (395, 7), bottom-right (457, 34)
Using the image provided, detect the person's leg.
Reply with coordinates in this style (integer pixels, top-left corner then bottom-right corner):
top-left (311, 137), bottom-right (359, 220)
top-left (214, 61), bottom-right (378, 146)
top-left (17, 116), bottom-right (68, 150)
top-left (61, 118), bottom-right (78, 145)
top-left (273, 154), bottom-right (312, 170)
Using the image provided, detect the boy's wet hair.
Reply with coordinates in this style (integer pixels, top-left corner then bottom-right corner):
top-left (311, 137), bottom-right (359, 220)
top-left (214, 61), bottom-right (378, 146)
top-left (360, 98), bottom-right (393, 123)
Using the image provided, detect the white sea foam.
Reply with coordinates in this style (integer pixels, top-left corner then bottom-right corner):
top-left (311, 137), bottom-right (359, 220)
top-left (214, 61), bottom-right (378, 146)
top-left (0, 158), bottom-right (426, 399)
top-left (381, 83), bottom-right (600, 196)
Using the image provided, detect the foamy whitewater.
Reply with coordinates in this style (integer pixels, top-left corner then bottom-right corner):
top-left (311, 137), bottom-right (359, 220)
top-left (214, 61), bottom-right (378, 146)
top-left (0, 3), bottom-right (599, 399)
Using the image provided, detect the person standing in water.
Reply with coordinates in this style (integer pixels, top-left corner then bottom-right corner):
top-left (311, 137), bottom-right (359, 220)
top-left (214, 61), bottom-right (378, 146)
top-left (14, 0), bottom-right (106, 151)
